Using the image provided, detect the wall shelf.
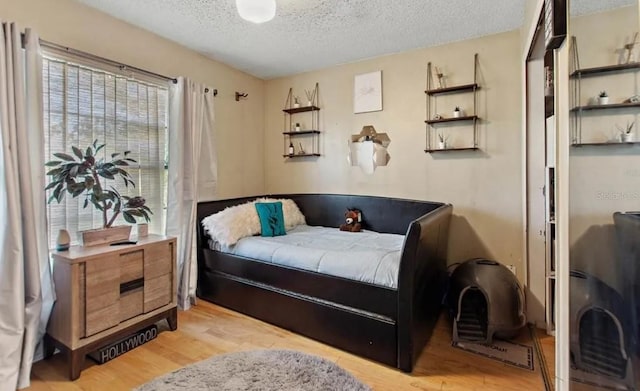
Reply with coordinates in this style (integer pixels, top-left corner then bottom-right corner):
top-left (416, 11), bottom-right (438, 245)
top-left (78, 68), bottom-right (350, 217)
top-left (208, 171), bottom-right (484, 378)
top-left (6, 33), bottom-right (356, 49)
top-left (570, 62), bottom-right (640, 78)
top-left (282, 130), bottom-right (320, 135)
top-left (282, 106), bottom-right (320, 114)
top-left (424, 147), bottom-right (479, 153)
top-left (570, 102), bottom-right (640, 112)
top-left (571, 141), bottom-right (640, 147)
top-left (282, 83), bottom-right (321, 158)
top-left (425, 83), bottom-right (479, 95)
top-left (424, 53), bottom-right (481, 153)
top-left (570, 57), bottom-right (640, 146)
top-left (282, 153), bottom-right (321, 158)
top-left (425, 115), bottom-right (479, 125)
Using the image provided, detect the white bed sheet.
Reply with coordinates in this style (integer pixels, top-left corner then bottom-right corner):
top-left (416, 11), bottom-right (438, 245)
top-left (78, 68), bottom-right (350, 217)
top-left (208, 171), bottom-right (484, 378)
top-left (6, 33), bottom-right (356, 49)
top-left (216, 225), bottom-right (405, 289)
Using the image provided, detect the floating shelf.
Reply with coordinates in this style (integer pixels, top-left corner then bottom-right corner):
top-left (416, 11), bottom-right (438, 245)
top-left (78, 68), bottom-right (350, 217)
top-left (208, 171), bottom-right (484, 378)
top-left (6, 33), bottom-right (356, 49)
top-left (425, 83), bottom-right (479, 96)
top-left (282, 106), bottom-right (320, 114)
top-left (425, 115), bottom-right (479, 125)
top-left (282, 130), bottom-right (320, 135)
top-left (570, 102), bottom-right (640, 112)
top-left (570, 62), bottom-right (640, 78)
top-left (571, 141), bottom-right (640, 147)
top-left (283, 153), bottom-right (321, 158)
top-left (424, 147), bottom-right (479, 153)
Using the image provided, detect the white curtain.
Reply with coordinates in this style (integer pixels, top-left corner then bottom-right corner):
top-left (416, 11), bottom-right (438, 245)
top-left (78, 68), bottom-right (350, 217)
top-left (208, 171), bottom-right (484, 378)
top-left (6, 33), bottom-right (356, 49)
top-left (0, 24), bottom-right (55, 390)
top-left (167, 77), bottom-right (217, 310)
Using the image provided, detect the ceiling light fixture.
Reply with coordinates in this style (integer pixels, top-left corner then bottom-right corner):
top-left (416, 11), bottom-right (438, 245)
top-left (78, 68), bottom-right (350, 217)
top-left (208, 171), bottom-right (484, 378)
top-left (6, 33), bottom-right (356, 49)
top-left (236, 0), bottom-right (276, 24)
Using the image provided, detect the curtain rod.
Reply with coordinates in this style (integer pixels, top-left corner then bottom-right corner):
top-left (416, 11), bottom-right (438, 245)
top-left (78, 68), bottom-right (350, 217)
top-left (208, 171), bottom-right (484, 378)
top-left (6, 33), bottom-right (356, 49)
top-left (23, 35), bottom-right (218, 96)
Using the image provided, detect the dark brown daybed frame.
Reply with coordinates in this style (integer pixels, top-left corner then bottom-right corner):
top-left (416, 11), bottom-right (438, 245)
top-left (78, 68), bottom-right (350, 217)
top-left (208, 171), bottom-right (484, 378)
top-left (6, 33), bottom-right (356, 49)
top-left (196, 194), bottom-right (452, 372)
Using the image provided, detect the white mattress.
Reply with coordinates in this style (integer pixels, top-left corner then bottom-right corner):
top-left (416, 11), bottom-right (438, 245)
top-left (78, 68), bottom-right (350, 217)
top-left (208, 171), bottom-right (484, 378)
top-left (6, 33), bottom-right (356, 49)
top-left (216, 225), bottom-right (404, 289)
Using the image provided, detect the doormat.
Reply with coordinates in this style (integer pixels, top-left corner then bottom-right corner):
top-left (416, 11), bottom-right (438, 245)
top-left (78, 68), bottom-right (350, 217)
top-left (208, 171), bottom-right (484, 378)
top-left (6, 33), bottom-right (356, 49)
top-left (452, 339), bottom-right (534, 371)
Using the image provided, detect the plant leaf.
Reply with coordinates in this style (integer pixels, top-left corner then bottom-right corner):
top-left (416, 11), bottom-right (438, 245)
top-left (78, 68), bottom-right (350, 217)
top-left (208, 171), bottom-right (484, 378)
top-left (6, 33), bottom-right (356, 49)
top-left (53, 152), bottom-right (75, 161)
top-left (95, 144), bottom-right (106, 154)
top-left (46, 167), bottom-right (63, 176)
top-left (45, 160), bottom-right (62, 167)
top-left (72, 146), bottom-right (83, 160)
top-left (98, 170), bottom-right (114, 180)
top-left (83, 198), bottom-right (89, 209)
top-left (111, 152), bottom-right (120, 159)
top-left (45, 181), bottom-right (59, 191)
top-left (86, 147), bottom-right (93, 157)
top-left (124, 150), bottom-right (131, 156)
top-left (123, 211), bottom-right (136, 224)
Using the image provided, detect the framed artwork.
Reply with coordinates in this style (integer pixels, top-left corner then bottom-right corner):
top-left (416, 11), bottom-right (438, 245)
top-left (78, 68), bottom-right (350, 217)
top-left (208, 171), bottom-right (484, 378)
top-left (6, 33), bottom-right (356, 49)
top-left (354, 71), bottom-right (382, 114)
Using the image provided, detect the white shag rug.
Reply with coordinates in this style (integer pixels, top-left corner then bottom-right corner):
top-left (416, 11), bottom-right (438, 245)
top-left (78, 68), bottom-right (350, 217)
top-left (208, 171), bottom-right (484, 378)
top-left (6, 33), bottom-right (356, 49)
top-left (134, 349), bottom-right (371, 391)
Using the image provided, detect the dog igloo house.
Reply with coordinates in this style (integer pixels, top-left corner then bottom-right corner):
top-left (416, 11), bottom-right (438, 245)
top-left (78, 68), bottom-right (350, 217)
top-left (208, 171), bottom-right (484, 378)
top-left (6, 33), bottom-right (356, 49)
top-left (448, 259), bottom-right (526, 344)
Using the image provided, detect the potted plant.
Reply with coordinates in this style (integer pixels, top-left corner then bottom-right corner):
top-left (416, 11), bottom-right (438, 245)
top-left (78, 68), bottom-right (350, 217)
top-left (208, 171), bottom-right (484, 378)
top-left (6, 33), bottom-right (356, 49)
top-left (295, 123), bottom-right (301, 132)
top-left (293, 96), bottom-right (300, 108)
top-left (45, 139), bottom-right (153, 246)
top-left (598, 91), bottom-right (609, 105)
top-left (437, 133), bottom-right (448, 149)
top-left (617, 121), bottom-right (635, 143)
top-left (453, 106), bottom-right (463, 118)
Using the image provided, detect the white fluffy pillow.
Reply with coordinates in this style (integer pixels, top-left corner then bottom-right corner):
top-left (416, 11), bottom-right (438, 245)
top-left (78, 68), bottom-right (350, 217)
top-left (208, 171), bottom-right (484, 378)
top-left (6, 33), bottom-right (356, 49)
top-left (202, 198), bottom-right (306, 247)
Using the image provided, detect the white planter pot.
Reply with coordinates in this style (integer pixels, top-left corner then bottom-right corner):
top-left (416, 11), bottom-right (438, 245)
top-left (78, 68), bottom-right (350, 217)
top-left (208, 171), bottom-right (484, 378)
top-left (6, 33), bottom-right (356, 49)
top-left (438, 141), bottom-right (446, 149)
top-left (453, 110), bottom-right (462, 118)
top-left (621, 132), bottom-right (634, 143)
top-left (293, 103), bottom-right (300, 108)
top-left (598, 96), bottom-right (609, 105)
top-left (307, 101), bottom-right (313, 107)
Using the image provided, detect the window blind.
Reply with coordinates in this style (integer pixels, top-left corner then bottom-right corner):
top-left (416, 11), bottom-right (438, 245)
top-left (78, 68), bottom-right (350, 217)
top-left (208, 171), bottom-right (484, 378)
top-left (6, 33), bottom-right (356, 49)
top-left (43, 57), bottom-right (168, 247)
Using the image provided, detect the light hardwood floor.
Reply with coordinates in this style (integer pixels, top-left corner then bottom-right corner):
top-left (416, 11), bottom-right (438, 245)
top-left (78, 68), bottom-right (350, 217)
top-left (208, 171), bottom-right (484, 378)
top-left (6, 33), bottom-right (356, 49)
top-left (27, 301), bottom-right (555, 390)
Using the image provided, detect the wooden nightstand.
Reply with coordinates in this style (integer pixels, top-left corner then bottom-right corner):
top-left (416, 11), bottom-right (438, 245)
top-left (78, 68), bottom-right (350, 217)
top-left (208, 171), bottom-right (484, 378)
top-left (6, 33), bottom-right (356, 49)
top-left (46, 234), bottom-right (177, 380)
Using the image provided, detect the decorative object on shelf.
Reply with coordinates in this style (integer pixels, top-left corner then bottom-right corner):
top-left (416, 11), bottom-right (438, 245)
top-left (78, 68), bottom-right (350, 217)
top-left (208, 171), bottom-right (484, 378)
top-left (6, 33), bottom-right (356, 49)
top-left (304, 88), bottom-right (316, 107)
top-left (348, 125), bottom-right (391, 174)
top-left (624, 94), bottom-right (640, 103)
top-left (597, 91), bottom-right (609, 105)
top-left (617, 121), bottom-right (635, 143)
top-left (354, 70), bottom-right (382, 114)
top-left (437, 133), bottom-right (448, 149)
top-left (45, 139), bottom-right (153, 246)
top-left (425, 54), bottom-right (480, 153)
top-left (55, 229), bottom-right (71, 251)
top-left (544, 65), bottom-right (554, 96)
top-left (623, 32), bottom-right (639, 64)
top-left (297, 142), bottom-right (306, 155)
top-left (235, 92), bottom-right (248, 102)
top-left (434, 66), bottom-right (446, 89)
top-left (282, 84), bottom-right (321, 158)
top-left (235, 0), bottom-right (276, 24)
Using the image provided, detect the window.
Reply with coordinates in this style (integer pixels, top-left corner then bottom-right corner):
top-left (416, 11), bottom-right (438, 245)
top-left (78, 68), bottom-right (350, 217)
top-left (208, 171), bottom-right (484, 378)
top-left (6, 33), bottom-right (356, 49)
top-left (42, 56), bottom-right (168, 248)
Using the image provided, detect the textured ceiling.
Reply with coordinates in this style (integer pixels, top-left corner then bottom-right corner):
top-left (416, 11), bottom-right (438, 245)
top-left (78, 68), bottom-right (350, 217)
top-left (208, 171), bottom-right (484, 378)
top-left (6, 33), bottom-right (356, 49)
top-left (76, 0), bottom-right (636, 79)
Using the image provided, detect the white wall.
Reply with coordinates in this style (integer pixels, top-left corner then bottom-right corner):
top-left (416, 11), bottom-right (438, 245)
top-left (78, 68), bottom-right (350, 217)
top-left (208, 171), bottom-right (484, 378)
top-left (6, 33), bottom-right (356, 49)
top-left (264, 31), bottom-right (525, 278)
top-left (0, 0), bottom-right (266, 201)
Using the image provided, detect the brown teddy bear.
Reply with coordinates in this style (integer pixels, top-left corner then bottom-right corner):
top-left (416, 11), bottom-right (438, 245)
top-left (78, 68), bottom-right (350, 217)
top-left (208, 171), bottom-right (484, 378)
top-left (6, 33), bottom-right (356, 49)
top-left (339, 209), bottom-right (362, 232)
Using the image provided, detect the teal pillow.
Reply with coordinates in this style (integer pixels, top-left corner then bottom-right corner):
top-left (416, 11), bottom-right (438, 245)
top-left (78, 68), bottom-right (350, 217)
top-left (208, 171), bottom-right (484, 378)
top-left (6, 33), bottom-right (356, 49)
top-left (255, 202), bottom-right (286, 237)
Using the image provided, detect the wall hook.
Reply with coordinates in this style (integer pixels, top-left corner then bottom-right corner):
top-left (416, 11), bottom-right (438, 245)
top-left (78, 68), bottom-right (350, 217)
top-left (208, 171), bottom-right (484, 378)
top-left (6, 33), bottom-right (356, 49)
top-left (235, 92), bottom-right (248, 101)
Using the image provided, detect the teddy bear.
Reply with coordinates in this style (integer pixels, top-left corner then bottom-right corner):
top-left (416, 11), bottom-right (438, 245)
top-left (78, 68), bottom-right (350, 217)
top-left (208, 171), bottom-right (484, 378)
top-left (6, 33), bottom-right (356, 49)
top-left (339, 209), bottom-right (362, 232)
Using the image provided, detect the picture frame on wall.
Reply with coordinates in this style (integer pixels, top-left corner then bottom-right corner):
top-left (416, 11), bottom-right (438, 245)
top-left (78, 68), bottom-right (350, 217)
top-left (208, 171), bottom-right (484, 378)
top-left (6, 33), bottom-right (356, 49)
top-left (354, 70), bottom-right (382, 114)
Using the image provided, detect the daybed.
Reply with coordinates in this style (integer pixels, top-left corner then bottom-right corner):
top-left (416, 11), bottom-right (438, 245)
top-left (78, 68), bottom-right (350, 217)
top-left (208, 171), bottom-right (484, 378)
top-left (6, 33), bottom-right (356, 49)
top-left (196, 194), bottom-right (452, 372)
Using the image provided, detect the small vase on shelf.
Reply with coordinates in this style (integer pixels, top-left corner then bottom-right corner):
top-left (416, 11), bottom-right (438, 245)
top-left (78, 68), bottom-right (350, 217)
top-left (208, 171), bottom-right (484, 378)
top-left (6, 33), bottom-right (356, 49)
top-left (597, 91), bottom-right (609, 105)
top-left (621, 132), bottom-right (634, 143)
top-left (293, 96), bottom-right (300, 108)
top-left (295, 123), bottom-right (301, 132)
top-left (438, 141), bottom-right (446, 150)
top-left (453, 107), bottom-right (463, 118)
top-left (288, 142), bottom-right (295, 156)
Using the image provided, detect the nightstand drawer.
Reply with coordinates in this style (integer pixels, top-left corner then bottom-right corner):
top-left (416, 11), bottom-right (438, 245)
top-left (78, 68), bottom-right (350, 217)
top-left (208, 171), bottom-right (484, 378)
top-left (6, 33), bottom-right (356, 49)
top-left (144, 273), bottom-right (172, 312)
top-left (120, 250), bottom-right (143, 283)
top-left (119, 288), bottom-right (143, 322)
top-left (145, 242), bottom-right (173, 279)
